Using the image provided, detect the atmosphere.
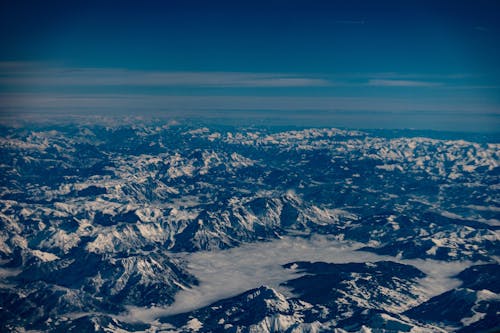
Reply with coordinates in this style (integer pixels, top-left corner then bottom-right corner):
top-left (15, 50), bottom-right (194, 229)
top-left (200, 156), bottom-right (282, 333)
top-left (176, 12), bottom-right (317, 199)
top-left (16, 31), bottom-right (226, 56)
top-left (1, 0), bottom-right (499, 131)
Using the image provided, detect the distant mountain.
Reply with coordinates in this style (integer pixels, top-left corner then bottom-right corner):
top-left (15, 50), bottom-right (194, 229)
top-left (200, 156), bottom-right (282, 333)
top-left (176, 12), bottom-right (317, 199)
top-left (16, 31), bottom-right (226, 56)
top-left (0, 122), bottom-right (498, 332)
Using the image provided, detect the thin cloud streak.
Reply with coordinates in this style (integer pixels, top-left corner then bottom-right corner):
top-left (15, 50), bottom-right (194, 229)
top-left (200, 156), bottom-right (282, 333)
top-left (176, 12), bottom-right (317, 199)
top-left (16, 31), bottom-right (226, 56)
top-left (474, 26), bottom-right (489, 32)
top-left (335, 20), bottom-right (365, 25)
top-left (367, 79), bottom-right (443, 87)
top-left (364, 72), bottom-right (476, 80)
top-left (0, 62), bottom-right (490, 91)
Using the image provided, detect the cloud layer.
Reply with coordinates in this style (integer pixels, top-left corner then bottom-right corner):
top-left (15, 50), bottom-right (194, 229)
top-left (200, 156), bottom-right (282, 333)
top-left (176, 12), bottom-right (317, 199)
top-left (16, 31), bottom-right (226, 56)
top-left (119, 235), bottom-right (471, 323)
top-left (1, 93), bottom-right (496, 113)
top-left (0, 62), bottom-right (486, 90)
top-left (0, 62), bottom-right (330, 88)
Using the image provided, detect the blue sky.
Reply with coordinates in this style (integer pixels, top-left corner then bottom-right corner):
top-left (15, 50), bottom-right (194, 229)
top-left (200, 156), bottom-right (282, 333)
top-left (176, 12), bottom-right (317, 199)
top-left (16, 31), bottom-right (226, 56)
top-left (0, 0), bottom-right (499, 131)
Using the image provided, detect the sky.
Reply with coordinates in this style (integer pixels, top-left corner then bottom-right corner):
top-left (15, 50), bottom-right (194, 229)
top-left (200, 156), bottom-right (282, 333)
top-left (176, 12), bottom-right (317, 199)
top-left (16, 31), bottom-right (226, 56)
top-left (0, 0), bottom-right (499, 131)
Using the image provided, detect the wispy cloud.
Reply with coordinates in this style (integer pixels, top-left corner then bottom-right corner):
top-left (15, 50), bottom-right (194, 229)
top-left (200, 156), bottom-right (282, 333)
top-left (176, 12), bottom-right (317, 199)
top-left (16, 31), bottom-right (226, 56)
top-left (474, 26), bottom-right (489, 32)
top-left (0, 62), bottom-right (330, 88)
top-left (367, 79), bottom-right (443, 87)
top-left (363, 72), bottom-right (476, 80)
top-left (0, 62), bottom-right (487, 91)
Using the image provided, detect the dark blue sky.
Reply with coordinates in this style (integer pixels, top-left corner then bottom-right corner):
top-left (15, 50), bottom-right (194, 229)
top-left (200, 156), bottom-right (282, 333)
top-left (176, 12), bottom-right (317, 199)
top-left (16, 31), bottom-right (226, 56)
top-left (1, 0), bottom-right (499, 131)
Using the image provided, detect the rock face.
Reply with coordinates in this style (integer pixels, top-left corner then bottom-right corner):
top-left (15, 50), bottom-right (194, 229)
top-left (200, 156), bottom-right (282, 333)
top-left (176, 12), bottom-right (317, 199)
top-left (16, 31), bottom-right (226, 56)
top-left (0, 122), bottom-right (498, 332)
top-left (164, 286), bottom-right (309, 332)
top-left (282, 261), bottom-right (426, 314)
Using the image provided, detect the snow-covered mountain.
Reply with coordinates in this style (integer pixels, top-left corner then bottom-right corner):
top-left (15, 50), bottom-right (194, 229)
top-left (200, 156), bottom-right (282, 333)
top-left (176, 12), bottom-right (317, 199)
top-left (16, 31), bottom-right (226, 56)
top-left (0, 122), bottom-right (498, 332)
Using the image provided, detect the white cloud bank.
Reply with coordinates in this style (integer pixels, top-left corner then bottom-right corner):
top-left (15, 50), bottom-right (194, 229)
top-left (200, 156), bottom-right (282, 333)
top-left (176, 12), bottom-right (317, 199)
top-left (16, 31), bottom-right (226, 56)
top-left (119, 235), bottom-right (476, 323)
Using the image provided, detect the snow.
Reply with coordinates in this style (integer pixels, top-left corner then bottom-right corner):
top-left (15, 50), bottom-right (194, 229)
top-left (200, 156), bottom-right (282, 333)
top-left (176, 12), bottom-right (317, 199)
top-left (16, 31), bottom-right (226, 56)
top-left (476, 288), bottom-right (499, 301)
top-left (440, 210), bottom-right (500, 227)
top-left (460, 289), bottom-right (499, 326)
top-left (358, 326), bottom-right (372, 333)
top-left (0, 267), bottom-right (21, 278)
top-left (39, 230), bottom-right (80, 253)
top-left (185, 318), bottom-right (203, 331)
top-left (86, 233), bottom-right (115, 253)
top-left (31, 249), bottom-right (59, 262)
top-left (376, 164), bottom-right (403, 172)
top-left (466, 205), bottom-right (500, 212)
top-left (426, 246), bottom-right (438, 256)
top-left (461, 311), bottom-right (485, 327)
top-left (387, 215), bottom-right (400, 231)
top-left (249, 314), bottom-right (299, 333)
top-left (2, 124), bottom-right (499, 331)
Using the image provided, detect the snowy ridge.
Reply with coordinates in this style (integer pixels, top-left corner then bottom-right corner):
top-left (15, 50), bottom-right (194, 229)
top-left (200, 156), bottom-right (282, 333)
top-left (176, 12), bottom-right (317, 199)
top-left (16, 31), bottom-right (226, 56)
top-left (0, 123), bottom-right (498, 332)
